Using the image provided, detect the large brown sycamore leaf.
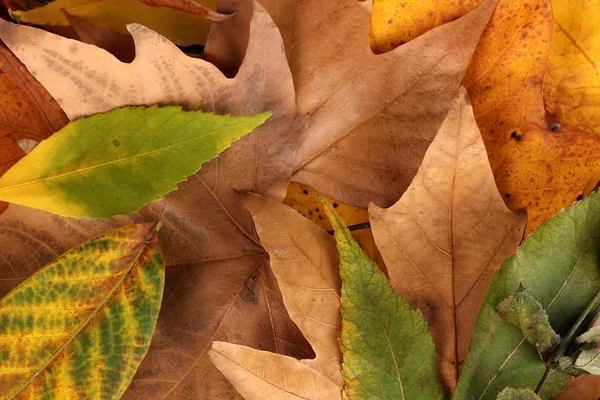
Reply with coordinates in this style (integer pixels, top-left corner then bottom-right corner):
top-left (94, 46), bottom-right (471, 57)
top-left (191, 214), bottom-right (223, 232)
top-left (369, 88), bottom-right (526, 391)
top-left (209, 193), bottom-right (343, 400)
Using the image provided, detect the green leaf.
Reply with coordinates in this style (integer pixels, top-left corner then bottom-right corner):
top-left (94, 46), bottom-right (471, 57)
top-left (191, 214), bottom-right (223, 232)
top-left (0, 106), bottom-right (271, 218)
top-left (497, 285), bottom-right (559, 358)
top-left (574, 348), bottom-right (600, 374)
top-left (321, 197), bottom-right (445, 400)
top-left (455, 191), bottom-right (600, 399)
top-left (0, 223), bottom-right (164, 398)
top-left (497, 388), bottom-right (542, 400)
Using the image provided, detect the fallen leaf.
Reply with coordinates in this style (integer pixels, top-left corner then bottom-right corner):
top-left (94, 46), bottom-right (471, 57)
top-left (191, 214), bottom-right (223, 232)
top-left (10, 0), bottom-right (217, 46)
top-left (137, 0), bottom-right (230, 21)
top-left (0, 222), bottom-right (164, 399)
top-left (463, 0), bottom-right (600, 233)
top-left (455, 191), bottom-right (600, 399)
top-left (369, 88), bottom-right (525, 390)
top-left (0, 4), bottom-right (312, 398)
top-left (497, 388), bottom-right (542, 400)
top-left (369, 0), bottom-right (482, 53)
top-left (0, 43), bottom-right (68, 215)
top-left (554, 375), bottom-right (600, 400)
top-left (0, 106), bottom-right (270, 218)
top-left (64, 11), bottom-right (135, 63)
top-left (2, 0), bottom-right (51, 10)
top-left (209, 193), bottom-right (344, 399)
top-left (323, 198), bottom-right (445, 399)
top-left (543, 0), bottom-right (600, 134)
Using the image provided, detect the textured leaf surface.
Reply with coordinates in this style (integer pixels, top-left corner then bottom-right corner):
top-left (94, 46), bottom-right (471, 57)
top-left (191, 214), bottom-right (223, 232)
top-left (543, 0), bottom-right (600, 134)
top-left (577, 326), bottom-right (600, 345)
top-left (455, 192), bottom-right (600, 399)
top-left (0, 223), bottom-right (164, 399)
top-left (209, 193), bottom-right (343, 399)
top-left (0, 5), bottom-right (312, 398)
top-left (323, 199), bottom-right (444, 400)
top-left (498, 286), bottom-right (558, 357)
top-left (0, 44), bottom-right (67, 215)
top-left (369, 88), bottom-right (525, 389)
top-left (575, 349), bottom-right (600, 374)
top-left (463, 0), bottom-right (600, 233)
top-left (497, 388), bottom-right (542, 400)
top-left (0, 106), bottom-right (270, 218)
top-left (11, 0), bottom-right (216, 46)
top-left (369, 0), bottom-right (482, 53)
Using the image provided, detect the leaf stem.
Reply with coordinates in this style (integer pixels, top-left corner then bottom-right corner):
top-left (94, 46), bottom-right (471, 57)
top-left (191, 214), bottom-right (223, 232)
top-left (327, 221), bottom-right (371, 235)
top-left (535, 287), bottom-right (600, 394)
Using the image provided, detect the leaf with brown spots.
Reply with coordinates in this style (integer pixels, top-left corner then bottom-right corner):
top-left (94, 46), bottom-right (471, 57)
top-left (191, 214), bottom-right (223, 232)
top-left (369, 88), bottom-right (525, 391)
top-left (463, 0), bottom-right (600, 233)
top-left (0, 3), bottom-right (314, 399)
top-left (0, 43), bottom-right (67, 215)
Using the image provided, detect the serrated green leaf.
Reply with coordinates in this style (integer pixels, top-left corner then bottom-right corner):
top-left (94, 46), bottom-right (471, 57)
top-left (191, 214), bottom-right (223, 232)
top-left (0, 106), bottom-right (271, 218)
top-left (0, 223), bottom-right (164, 399)
top-left (575, 348), bottom-right (600, 374)
top-left (497, 285), bottom-right (559, 358)
top-left (497, 388), bottom-right (542, 400)
top-left (455, 191), bottom-right (600, 399)
top-left (321, 197), bottom-right (445, 400)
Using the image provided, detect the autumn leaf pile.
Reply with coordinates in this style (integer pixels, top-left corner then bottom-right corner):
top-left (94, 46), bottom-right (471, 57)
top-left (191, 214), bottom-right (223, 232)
top-left (0, 0), bottom-right (599, 399)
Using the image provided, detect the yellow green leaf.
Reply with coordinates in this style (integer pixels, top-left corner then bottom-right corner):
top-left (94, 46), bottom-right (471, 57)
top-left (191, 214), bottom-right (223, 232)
top-left (322, 198), bottom-right (445, 400)
top-left (0, 106), bottom-right (271, 219)
top-left (0, 223), bottom-right (164, 399)
top-left (544, 0), bottom-right (600, 134)
top-left (11, 0), bottom-right (217, 46)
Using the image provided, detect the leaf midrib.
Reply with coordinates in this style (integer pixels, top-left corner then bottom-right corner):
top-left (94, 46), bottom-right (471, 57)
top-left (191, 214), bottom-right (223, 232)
top-left (8, 228), bottom-right (157, 399)
top-left (0, 120), bottom-right (257, 193)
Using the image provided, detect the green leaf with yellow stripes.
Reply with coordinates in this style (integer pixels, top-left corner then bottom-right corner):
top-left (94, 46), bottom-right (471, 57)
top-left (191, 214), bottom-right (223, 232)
top-left (321, 197), bottom-right (445, 400)
top-left (0, 106), bottom-right (271, 219)
top-left (0, 222), bottom-right (164, 399)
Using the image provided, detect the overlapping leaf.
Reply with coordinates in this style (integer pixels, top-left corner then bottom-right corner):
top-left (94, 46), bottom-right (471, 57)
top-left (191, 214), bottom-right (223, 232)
top-left (0, 44), bottom-right (67, 214)
top-left (9, 0), bottom-right (216, 46)
top-left (369, 88), bottom-right (525, 390)
top-left (455, 191), bottom-right (600, 399)
top-left (209, 193), bottom-right (344, 399)
top-left (0, 223), bottom-right (164, 399)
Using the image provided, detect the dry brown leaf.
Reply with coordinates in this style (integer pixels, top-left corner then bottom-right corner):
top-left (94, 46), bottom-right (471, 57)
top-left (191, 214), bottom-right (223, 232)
top-left (203, 0), bottom-right (498, 209)
top-left (554, 375), bottom-right (600, 400)
top-left (0, 4), bottom-right (315, 399)
top-left (0, 43), bottom-right (67, 215)
top-left (369, 88), bottom-right (526, 391)
top-left (209, 193), bottom-right (343, 399)
top-left (137, 0), bottom-right (232, 21)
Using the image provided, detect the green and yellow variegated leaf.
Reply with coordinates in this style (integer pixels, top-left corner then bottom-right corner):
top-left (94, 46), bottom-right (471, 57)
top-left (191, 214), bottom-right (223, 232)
top-left (0, 223), bottom-right (164, 399)
top-left (322, 198), bottom-right (445, 400)
top-left (0, 107), bottom-right (271, 218)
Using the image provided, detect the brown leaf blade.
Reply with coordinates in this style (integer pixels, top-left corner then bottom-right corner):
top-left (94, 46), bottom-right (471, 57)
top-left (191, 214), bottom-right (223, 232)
top-left (369, 88), bottom-right (526, 390)
top-left (209, 193), bottom-right (344, 399)
top-left (136, 0), bottom-right (232, 21)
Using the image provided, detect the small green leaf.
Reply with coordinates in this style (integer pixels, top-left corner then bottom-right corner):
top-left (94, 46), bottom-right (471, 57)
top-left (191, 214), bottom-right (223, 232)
top-left (497, 285), bottom-right (559, 358)
top-left (455, 191), bottom-right (600, 399)
top-left (574, 348), bottom-right (600, 374)
top-left (321, 197), bottom-right (445, 400)
top-left (0, 223), bottom-right (164, 398)
top-left (497, 388), bottom-right (542, 400)
top-left (0, 106), bottom-right (271, 218)
top-left (576, 325), bottom-right (600, 345)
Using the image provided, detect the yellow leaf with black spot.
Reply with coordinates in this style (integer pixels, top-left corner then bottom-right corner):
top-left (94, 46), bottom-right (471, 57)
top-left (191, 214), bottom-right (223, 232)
top-left (0, 223), bottom-right (164, 399)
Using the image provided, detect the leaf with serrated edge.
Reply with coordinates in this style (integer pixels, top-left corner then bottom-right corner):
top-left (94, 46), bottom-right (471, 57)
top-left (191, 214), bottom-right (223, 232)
top-left (455, 191), bottom-right (600, 399)
top-left (0, 106), bottom-right (270, 219)
top-left (369, 88), bottom-right (525, 390)
top-left (498, 285), bottom-right (558, 358)
top-left (0, 223), bottom-right (164, 399)
top-left (0, 4), bottom-right (312, 399)
top-left (323, 197), bottom-right (444, 399)
top-left (497, 388), bottom-right (542, 400)
top-left (209, 193), bottom-right (343, 399)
